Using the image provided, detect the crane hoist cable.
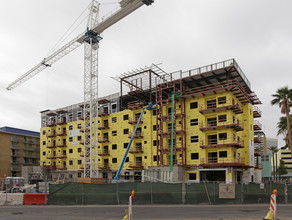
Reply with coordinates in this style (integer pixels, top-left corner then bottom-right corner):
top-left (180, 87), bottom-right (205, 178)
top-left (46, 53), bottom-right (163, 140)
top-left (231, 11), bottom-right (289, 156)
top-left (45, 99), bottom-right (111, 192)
top-left (48, 2), bottom-right (92, 56)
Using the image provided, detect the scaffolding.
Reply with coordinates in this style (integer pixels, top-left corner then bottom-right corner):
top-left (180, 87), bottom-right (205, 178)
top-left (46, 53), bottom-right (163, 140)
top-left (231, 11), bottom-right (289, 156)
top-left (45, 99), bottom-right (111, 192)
top-left (112, 64), bottom-right (171, 110)
top-left (156, 79), bottom-right (186, 167)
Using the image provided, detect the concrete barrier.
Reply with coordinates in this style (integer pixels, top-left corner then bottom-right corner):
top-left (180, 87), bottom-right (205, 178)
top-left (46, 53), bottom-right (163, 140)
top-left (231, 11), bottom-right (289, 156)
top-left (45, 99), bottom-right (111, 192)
top-left (0, 193), bottom-right (24, 206)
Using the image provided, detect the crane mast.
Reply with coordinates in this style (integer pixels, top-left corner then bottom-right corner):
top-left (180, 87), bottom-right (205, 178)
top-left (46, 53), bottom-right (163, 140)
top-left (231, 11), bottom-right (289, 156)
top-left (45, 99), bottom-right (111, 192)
top-left (83, 1), bottom-right (101, 178)
top-left (7, 0), bottom-right (154, 179)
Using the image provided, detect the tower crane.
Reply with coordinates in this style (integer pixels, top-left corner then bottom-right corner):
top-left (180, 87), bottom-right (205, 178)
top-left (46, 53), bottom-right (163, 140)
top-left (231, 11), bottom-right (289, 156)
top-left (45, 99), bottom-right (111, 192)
top-left (7, 0), bottom-right (154, 178)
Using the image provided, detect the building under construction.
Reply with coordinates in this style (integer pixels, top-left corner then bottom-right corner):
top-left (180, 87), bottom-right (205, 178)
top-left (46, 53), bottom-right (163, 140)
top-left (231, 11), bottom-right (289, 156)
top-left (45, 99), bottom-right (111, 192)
top-left (40, 59), bottom-right (263, 183)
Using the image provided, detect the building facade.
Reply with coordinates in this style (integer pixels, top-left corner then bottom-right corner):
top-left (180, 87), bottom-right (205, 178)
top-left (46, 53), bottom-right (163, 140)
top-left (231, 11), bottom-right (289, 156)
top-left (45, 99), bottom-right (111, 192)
top-left (266, 137), bottom-right (278, 154)
top-left (261, 137), bottom-right (278, 181)
top-left (0, 127), bottom-right (40, 178)
top-left (277, 148), bottom-right (292, 173)
top-left (40, 59), bottom-right (262, 183)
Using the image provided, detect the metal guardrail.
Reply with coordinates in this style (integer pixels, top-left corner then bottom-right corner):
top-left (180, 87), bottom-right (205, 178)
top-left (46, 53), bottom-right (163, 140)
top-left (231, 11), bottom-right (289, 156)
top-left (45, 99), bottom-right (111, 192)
top-left (11, 166), bottom-right (21, 172)
top-left (200, 138), bottom-right (244, 148)
top-left (200, 120), bottom-right (243, 130)
top-left (162, 59), bottom-right (251, 89)
top-left (129, 146), bottom-right (144, 153)
top-left (11, 144), bottom-right (21, 150)
top-left (253, 106), bottom-right (262, 114)
top-left (254, 120), bottom-right (262, 130)
top-left (129, 161), bottom-right (143, 167)
top-left (199, 99), bottom-right (243, 112)
top-left (200, 157), bottom-right (245, 164)
top-left (98, 149), bottom-right (110, 155)
top-left (11, 137), bottom-right (21, 142)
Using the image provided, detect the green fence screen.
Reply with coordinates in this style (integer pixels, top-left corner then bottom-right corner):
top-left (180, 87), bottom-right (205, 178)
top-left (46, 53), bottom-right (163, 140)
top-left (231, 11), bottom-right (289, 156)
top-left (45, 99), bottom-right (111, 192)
top-left (48, 182), bottom-right (291, 205)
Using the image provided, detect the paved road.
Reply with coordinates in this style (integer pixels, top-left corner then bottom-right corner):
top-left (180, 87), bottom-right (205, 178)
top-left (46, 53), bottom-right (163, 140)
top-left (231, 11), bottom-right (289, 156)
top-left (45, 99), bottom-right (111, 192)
top-left (0, 204), bottom-right (291, 220)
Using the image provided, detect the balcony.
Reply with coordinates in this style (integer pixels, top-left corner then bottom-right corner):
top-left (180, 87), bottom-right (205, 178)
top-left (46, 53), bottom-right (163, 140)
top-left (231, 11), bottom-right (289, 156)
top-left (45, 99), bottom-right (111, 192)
top-left (127, 101), bottom-right (144, 110)
top-left (80, 127), bottom-right (90, 133)
top-left (56, 143), bottom-right (67, 148)
top-left (253, 106), bottom-right (262, 118)
top-left (46, 155), bottom-right (57, 159)
top-left (41, 165), bottom-right (56, 170)
top-left (11, 152), bottom-right (21, 157)
top-left (11, 137), bottom-right (21, 142)
top-left (98, 122), bottom-right (109, 130)
top-left (11, 166), bottom-right (21, 172)
top-left (46, 121), bottom-right (56, 127)
top-left (56, 165), bottom-right (67, 170)
top-left (157, 115), bottom-right (171, 121)
top-left (128, 132), bottom-right (143, 139)
top-left (31, 154), bottom-right (39, 158)
top-left (254, 120), bottom-right (262, 131)
top-left (79, 165), bottom-right (91, 170)
top-left (80, 139), bottom-right (90, 145)
top-left (129, 146), bottom-right (144, 153)
top-left (31, 140), bottom-right (39, 145)
top-left (56, 119), bottom-right (67, 125)
top-left (157, 130), bottom-right (171, 136)
top-left (56, 131), bottom-right (67, 136)
top-left (98, 109), bottom-right (109, 117)
top-left (24, 146), bottom-right (35, 151)
top-left (199, 100), bottom-right (243, 114)
top-left (158, 146), bottom-right (170, 152)
top-left (98, 137), bottom-right (109, 143)
top-left (11, 160), bottom-right (21, 165)
top-left (24, 139), bottom-right (34, 144)
top-left (47, 133), bottom-right (56, 138)
top-left (56, 154), bottom-right (67, 159)
top-left (158, 144), bottom-right (185, 153)
top-left (128, 117), bottom-right (143, 125)
top-left (254, 148), bottom-right (262, 156)
top-left (129, 161), bottom-right (143, 169)
top-left (254, 136), bottom-right (263, 143)
top-left (200, 120), bottom-right (243, 131)
top-left (200, 138), bottom-right (244, 149)
top-left (23, 153), bottom-right (30, 158)
top-left (158, 126), bottom-right (185, 136)
top-left (200, 157), bottom-right (246, 167)
top-left (98, 162), bottom-right (110, 170)
top-left (254, 162), bottom-right (263, 169)
top-left (46, 144), bottom-right (56, 149)
top-left (98, 149), bottom-right (110, 156)
top-left (11, 145), bottom-right (21, 150)
top-left (78, 113), bottom-right (90, 121)
top-left (79, 152), bottom-right (86, 157)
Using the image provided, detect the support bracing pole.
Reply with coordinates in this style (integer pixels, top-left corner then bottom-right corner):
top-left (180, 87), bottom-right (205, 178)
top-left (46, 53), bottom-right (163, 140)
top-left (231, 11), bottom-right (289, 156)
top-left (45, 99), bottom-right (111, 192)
top-left (114, 108), bottom-right (145, 180)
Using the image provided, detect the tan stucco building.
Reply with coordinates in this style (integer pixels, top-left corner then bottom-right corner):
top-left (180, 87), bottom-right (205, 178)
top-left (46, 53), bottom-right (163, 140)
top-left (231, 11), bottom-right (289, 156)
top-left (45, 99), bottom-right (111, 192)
top-left (0, 127), bottom-right (40, 178)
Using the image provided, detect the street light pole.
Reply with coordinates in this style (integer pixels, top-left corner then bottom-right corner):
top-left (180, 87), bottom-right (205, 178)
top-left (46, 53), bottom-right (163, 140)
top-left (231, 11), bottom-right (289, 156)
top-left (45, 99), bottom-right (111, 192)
top-left (4, 175), bottom-right (7, 203)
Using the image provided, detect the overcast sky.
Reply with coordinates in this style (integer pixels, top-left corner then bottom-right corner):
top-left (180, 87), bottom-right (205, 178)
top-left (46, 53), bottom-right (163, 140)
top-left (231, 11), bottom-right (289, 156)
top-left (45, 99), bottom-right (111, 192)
top-left (1, 0), bottom-right (291, 147)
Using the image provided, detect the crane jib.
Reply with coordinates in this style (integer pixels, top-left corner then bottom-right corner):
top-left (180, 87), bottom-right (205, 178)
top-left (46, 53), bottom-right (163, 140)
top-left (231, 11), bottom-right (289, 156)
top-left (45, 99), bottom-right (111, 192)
top-left (7, 0), bottom-right (154, 90)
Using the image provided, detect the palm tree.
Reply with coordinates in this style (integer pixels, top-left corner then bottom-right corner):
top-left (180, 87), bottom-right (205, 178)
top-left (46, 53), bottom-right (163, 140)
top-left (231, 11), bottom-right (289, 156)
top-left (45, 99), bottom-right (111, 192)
top-left (276, 115), bottom-right (292, 148)
top-left (269, 146), bottom-right (279, 181)
top-left (271, 86), bottom-right (292, 156)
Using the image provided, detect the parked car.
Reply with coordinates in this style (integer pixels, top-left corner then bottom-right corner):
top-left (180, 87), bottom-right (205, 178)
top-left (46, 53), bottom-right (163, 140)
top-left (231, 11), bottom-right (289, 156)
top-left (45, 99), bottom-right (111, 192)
top-left (2, 185), bottom-right (23, 193)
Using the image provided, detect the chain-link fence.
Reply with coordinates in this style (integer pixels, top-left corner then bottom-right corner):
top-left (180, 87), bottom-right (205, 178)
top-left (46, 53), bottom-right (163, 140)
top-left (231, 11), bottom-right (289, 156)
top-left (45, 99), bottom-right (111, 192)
top-left (0, 178), bottom-right (5, 191)
top-left (288, 183), bottom-right (292, 203)
top-left (48, 182), bottom-right (291, 205)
